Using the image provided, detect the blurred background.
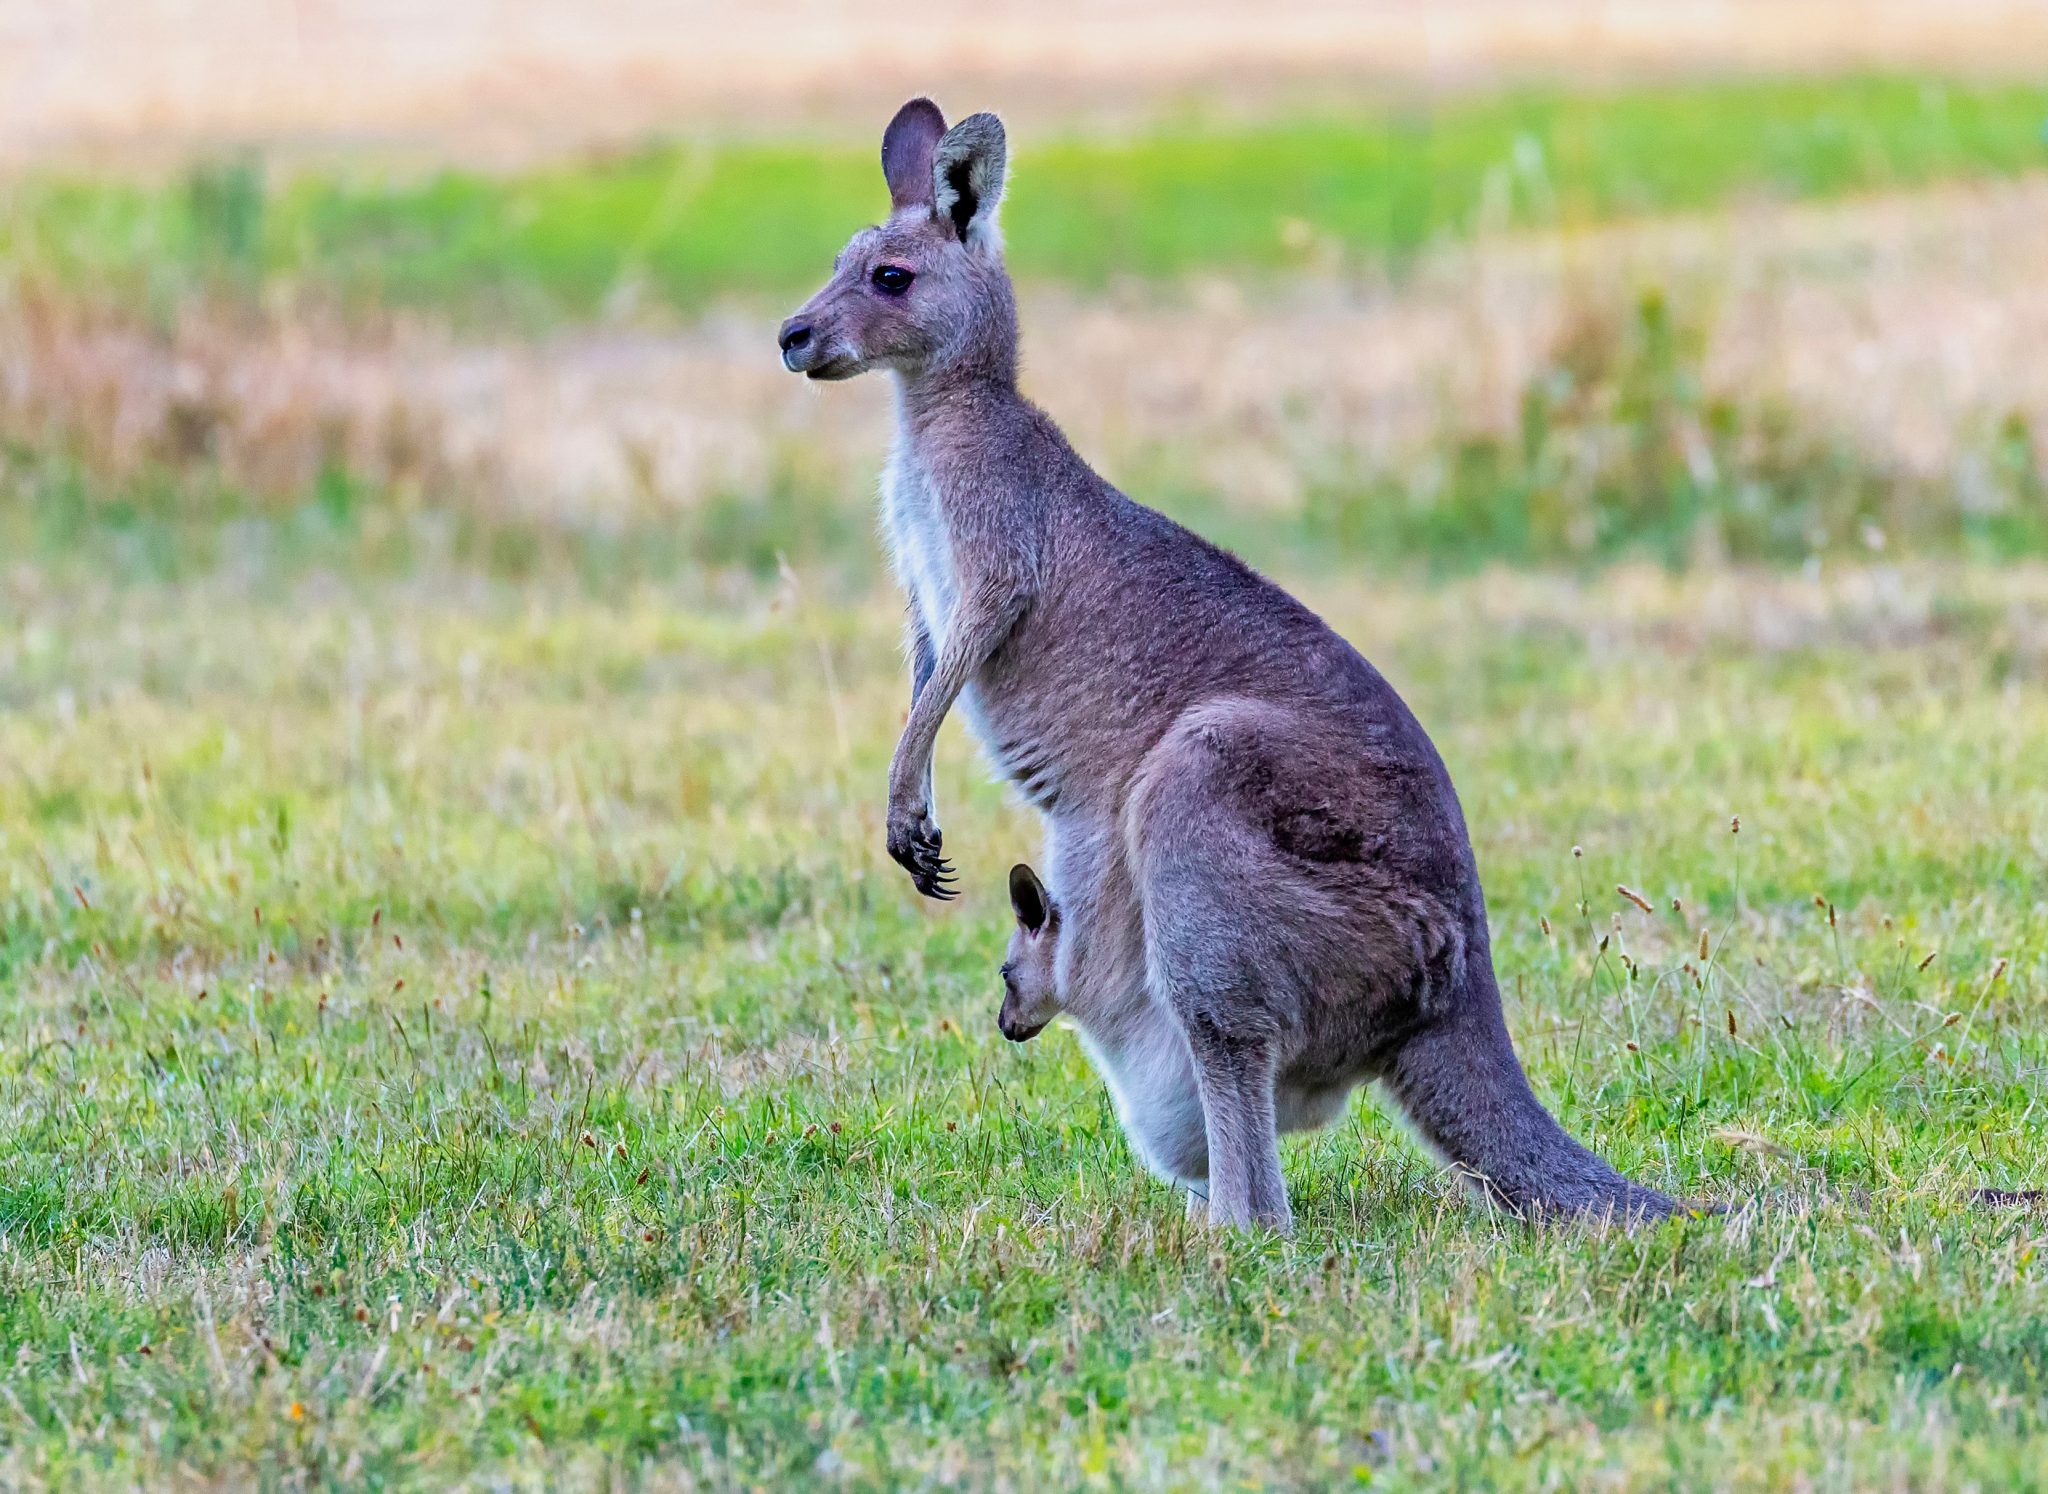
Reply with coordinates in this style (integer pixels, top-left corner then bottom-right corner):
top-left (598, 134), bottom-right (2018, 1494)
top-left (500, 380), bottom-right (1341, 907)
top-left (6, 0), bottom-right (2048, 586)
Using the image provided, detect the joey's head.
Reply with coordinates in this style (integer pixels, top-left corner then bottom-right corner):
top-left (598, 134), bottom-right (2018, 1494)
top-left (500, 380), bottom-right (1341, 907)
top-left (778, 98), bottom-right (1015, 386)
top-left (998, 863), bottom-right (1060, 1043)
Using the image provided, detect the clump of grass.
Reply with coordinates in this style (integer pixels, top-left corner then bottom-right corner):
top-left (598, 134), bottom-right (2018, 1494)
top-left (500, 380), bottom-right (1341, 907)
top-left (1297, 287), bottom-right (2048, 568)
top-left (0, 282), bottom-right (457, 506)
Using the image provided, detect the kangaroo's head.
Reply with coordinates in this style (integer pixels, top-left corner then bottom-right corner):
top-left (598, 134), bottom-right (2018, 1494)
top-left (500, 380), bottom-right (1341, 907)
top-left (778, 98), bottom-right (1013, 385)
top-left (998, 862), bottom-right (1060, 1043)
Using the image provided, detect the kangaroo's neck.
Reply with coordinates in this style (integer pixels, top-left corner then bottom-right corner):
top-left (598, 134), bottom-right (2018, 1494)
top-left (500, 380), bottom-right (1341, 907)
top-left (893, 370), bottom-right (1023, 443)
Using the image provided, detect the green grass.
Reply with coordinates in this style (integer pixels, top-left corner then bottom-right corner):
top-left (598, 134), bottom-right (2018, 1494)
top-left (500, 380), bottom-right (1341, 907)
top-left (3, 545), bottom-right (2045, 1486)
top-left (7, 75), bottom-right (2047, 323)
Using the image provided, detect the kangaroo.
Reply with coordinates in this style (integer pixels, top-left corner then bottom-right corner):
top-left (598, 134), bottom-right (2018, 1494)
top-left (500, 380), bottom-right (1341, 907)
top-left (779, 97), bottom-right (1679, 1230)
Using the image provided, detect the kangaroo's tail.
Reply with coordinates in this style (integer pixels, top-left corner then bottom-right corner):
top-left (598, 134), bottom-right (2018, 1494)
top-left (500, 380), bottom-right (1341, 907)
top-left (1384, 965), bottom-right (1679, 1223)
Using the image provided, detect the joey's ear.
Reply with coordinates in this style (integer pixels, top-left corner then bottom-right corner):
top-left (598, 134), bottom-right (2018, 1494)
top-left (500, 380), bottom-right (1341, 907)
top-left (931, 112), bottom-right (1006, 245)
top-left (1008, 863), bottom-right (1049, 935)
top-left (882, 98), bottom-right (947, 212)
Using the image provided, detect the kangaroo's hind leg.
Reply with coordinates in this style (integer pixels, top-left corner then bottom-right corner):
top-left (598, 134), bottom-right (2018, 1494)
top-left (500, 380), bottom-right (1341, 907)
top-left (1142, 890), bottom-right (1292, 1230)
top-left (1127, 717), bottom-right (1313, 1234)
top-left (1184, 1009), bottom-right (1290, 1232)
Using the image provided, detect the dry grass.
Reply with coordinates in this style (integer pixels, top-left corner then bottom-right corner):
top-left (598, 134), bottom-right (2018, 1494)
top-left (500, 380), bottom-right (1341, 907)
top-left (9, 2), bottom-right (2048, 168)
top-left (0, 291), bottom-right (461, 503)
top-left (9, 174), bottom-right (2045, 551)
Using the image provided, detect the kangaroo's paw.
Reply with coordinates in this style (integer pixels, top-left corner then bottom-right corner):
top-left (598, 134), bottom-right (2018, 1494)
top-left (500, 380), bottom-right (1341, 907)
top-left (885, 804), bottom-right (956, 900)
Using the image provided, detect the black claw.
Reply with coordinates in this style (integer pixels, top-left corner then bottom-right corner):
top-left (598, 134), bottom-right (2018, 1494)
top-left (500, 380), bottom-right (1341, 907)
top-left (889, 813), bottom-right (960, 899)
top-left (911, 849), bottom-right (959, 899)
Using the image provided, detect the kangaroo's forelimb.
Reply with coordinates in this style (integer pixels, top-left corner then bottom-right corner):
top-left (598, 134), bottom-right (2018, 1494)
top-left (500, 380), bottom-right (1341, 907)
top-left (907, 616), bottom-right (938, 818)
top-left (886, 576), bottom-right (1030, 898)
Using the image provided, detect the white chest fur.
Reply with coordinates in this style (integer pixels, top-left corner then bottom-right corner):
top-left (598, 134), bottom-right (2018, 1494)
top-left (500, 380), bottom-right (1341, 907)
top-left (879, 439), bottom-right (959, 652)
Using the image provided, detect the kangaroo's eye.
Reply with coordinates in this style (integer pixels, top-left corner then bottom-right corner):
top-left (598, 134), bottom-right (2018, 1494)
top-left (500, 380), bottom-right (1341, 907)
top-left (871, 264), bottom-right (914, 295)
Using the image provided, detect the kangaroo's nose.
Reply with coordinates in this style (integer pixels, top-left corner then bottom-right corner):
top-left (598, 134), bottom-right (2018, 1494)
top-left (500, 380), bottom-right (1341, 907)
top-left (777, 319), bottom-right (813, 354)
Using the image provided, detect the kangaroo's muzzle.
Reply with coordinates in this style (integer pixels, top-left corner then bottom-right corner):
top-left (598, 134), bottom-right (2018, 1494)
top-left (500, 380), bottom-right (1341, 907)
top-left (998, 1008), bottom-right (1047, 1043)
top-left (777, 316), bottom-right (859, 380)
top-left (777, 317), bottom-right (815, 372)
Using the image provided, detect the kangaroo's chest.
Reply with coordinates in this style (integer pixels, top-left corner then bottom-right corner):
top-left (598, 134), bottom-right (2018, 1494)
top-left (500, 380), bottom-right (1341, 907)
top-left (880, 445), bottom-right (959, 651)
top-left (879, 432), bottom-right (1056, 802)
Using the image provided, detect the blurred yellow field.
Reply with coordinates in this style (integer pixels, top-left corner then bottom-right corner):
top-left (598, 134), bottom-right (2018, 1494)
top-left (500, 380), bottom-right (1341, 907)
top-left (10, 0), bottom-right (2048, 164)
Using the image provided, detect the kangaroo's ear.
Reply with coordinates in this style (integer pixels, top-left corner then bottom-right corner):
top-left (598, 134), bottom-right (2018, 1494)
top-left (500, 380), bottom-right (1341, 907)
top-left (1008, 863), bottom-right (1049, 935)
top-left (882, 98), bottom-right (947, 213)
top-left (931, 112), bottom-right (1006, 246)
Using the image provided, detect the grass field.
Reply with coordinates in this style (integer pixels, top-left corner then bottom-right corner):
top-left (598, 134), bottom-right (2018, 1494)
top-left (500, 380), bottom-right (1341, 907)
top-left (3, 547), bottom-right (2046, 1486)
top-left (5, 53), bottom-right (2048, 1491)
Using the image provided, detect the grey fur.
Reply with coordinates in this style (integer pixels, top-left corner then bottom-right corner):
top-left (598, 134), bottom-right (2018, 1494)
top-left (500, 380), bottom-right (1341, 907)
top-left (781, 99), bottom-right (1679, 1232)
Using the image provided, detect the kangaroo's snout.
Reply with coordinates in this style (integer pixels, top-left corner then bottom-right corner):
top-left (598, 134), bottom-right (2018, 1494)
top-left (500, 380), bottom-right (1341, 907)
top-left (777, 306), bottom-right (861, 380)
top-left (998, 1006), bottom-right (1047, 1043)
top-left (777, 316), bottom-right (815, 371)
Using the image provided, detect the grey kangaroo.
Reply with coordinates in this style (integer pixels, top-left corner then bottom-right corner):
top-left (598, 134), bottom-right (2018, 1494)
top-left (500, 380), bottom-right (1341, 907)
top-left (779, 98), bottom-right (1679, 1231)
